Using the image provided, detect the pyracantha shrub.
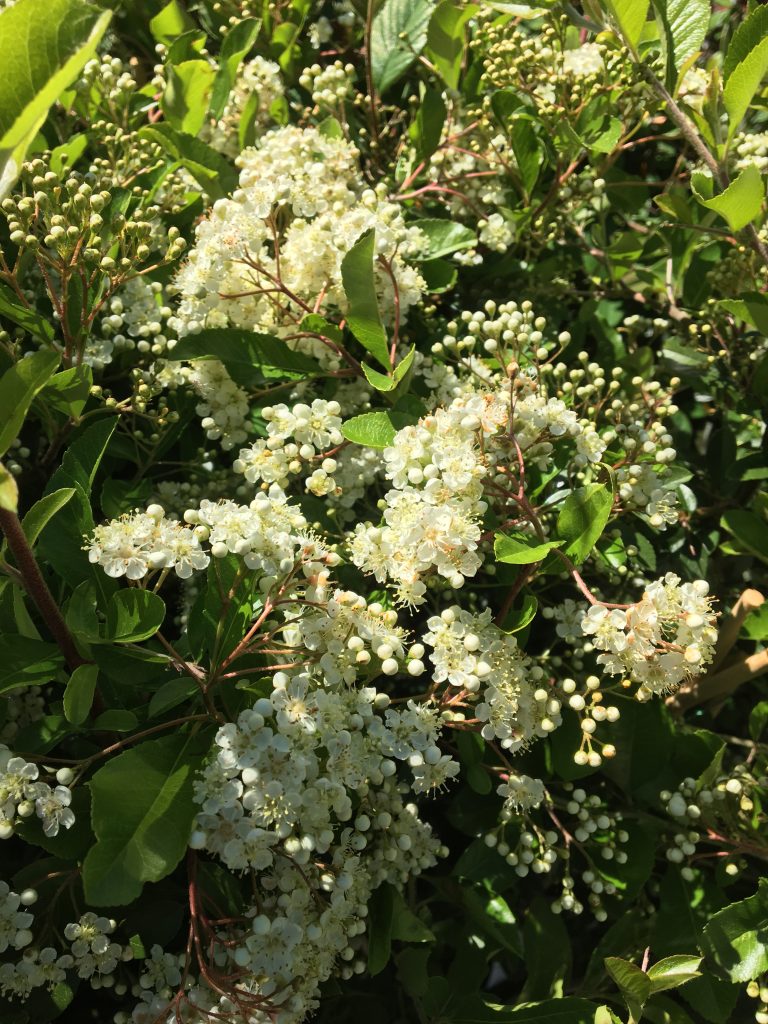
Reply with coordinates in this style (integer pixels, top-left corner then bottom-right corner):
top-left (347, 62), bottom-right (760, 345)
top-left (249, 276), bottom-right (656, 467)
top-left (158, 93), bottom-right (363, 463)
top-left (0, 1), bottom-right (767, 1023)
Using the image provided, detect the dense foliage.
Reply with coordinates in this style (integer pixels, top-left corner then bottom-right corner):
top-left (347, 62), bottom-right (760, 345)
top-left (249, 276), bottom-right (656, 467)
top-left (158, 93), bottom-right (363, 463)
top-left (0, 0), bottom-right (767, 1022)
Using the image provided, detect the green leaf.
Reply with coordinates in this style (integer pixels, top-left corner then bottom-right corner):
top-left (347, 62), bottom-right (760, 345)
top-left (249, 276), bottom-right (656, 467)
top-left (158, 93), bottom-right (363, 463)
top-left (605, 957), bottom-right (651, 1023)
top-left (138, 124), bottom-right (237, 200)
top-left (21, 488), bottom-right (76, 547)
top-left (0, 635), bottom-right (63, 695)
top-left (63, 663), bottom-right (98, 726)
top-left (749, 700), bottom-right (768, 740)
top-left (652, 0), bottom-right (710, 86)
top-left (49, 132), bottom-right (88, 177)
top-left (371, 0), bottom-right (435, 93)
top-left (409, 87), bottom-right (447, 163)
top-left (41, 365), bottom-right (92, 419)
top-left (83, 733), bottom-right (209, 905)
top-left (425, 1), bottom-right (478, 90)
top-left (724, 34), bottom-right (768, 139)
top-left (521, 898), bottom-right (571, 1001)
top-left (161, 59), bottom-right (216, 136)
top-left (0, 283), bottom-right (55, 344)
top-left (690, 166), bottom-right (765, 232)
top-left (368, 883), bottom-right (395, 975)
top-left (701, 880), bottom-right (768, 983)
top-left (605, 0), bottom-right (650, 50)
top-left (209, 18), bottom-right (261, 119)
top-left (39, 418), bottom-right (118, 591)
top-left (0, 350), bottom-right (60, 457)
top-left (510, 118), bottom-right (542, 196)
top-left (719, 292), bottom-right (768, 334)
top-left (148, 677), bottom-right (199, 719)
top-left (412, 218), bottom-right (478, 260)
top-left (720, 508), bottom-right (768, 564)
top-left (92, 709), bottom-right (139, 732)
top-left (340, 229), bottom-right (390, 370)
top-left (149, 0), bottom-right (195, 43)
top-left (594, 1009), bottom-right (624, 1024)
top-left (105, 590), bottom-right (165, 643)
top-left (390, 887), bottom-right (434, 943)
top-left (647, 955), bottom-right (703, 994)
top-left (341, 408), bottom-right (421, 448)
top-left (724, 4), bottom-right (768, 80)
top-left (361, 345), bottom-right (415, 392)
top-left (494, 532), bottom-right (564, 565)
top-left (556, 483), bottom-right (613, 564)
top-left (0, 0), bottom-right (111, 197)
top-left (503, 997), bottom-right (599, 1021)
top-left (167, 328), bottom-right (321, 380)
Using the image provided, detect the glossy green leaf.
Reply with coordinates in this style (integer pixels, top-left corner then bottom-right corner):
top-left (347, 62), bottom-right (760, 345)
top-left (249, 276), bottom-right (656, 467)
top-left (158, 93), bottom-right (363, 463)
top-left (412, 218), bottom-right (478, 260)
top-left (606, 0), bottom-right (650, 50)
top-left (21, 488), bottom-right (76, 546)
top-left (605, 956), bottom-right (651, 1022)
top-left (341, 229), bottom-right (390, 370)
top-left (652, 0), bottom-right (709, 86)
top-left (720, 508), bottom-right (768, 564)
top-left (724, 34), bottom-right (768, 138)
top-left (409, 87), bottom-right (447, 162)
top-left (494, 532), bottom-right (564, 564)
top-left (361, 345), bottom-right (415, 392)
top-left (139, 124), bottom-right (237, 200)
top-left (161, 59), bottom-right (216, 136)
top-left (167, 328), bottom-right (321, 379)
top-left (0, 0), bottom-right (111, 197)
top-left (368, 883), bottom-right (395, 975)
top-left (510, 118), bottom-right (542, 196)
top-left (83, 733), bottom-right (209, 905)
top-left (209, 18), bottom-right (261, 119)
top-left (0, 636), bottom-right (62, 695)
top-left (341, 408), bottom-right (421, 447)
top-left (105, 590), bottom-right (165, 643)
top-left (724, 4), bottom-right (768, 80)
top-left (149, 0), bottom-right (195, 43)
top-left (0, 350), bottom-right (60, 457)
top-left (39, 417), bottom-right (118, 591)
top-left (701, 880), bottom-right (768, 983)
top-left (371, 0), bottom-right (435, 93)
top-left (556, 483), bottom-right (613, 564)
top-left (648, 955), bottom-right (703, 994)
top-left (63, 663), bottom-right (98, 725)
top-left (426, 1), bottom-right (478, 90)
top-left (0, 283), bottom-right (55, 344)
top-left (691, 165), bottom-right (765, 232)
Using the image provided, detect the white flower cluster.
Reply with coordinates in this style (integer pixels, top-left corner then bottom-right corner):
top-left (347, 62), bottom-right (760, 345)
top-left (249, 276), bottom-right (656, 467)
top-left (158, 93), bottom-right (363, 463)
top-left (185, 684), bottom-right (448, 1021)
top-left (171, 126), bottom-right (425, 342)
top-left (282, 589), bottom-right (418, 686)
top-left (0, 747), bottom-right (75, 839)
top-left (299, 61), bottom-right (356, 108)
top-left (424, 606), bottom-right (560, 750)
top-left (87, 503), bottom-right (210, 580)
top-left (185, 486), bottom-right (336, 580)
top-left (89, 278), bottom-right (173, 369)
top-left (562, 42), bottom-right (605, 77)
top-left (734, 130), bottom-right (768, 174)
top-left (0, 902), bottom-right (132, 1001)
top-left (88, 489), bottom-right (339, 600)
top-left (581, 574), bottom-right (718, 696)
top-left (497, 773), bottom-right (546, 814)
top-left (202, 56), bottom-right (284, 158)
top-left (234, 398), bottom-right (344, 495)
